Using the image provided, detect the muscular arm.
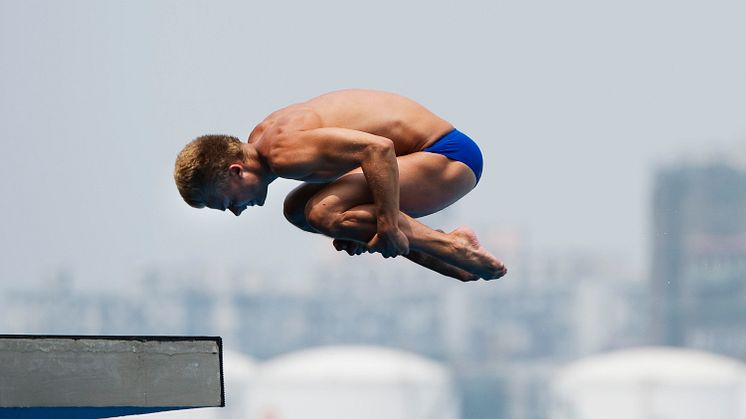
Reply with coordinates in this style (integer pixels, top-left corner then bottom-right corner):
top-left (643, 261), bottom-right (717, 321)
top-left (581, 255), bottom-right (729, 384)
top-left (267, 127), bottom-right (408, 254)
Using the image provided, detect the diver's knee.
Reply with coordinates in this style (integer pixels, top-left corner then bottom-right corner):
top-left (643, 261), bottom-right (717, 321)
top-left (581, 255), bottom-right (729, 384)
top-left (283, 197), bottom-right (313, 231)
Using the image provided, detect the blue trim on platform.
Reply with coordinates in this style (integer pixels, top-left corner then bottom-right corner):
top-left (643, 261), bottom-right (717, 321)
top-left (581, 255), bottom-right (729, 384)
top-left (0, 407), bottom-right (193, 419)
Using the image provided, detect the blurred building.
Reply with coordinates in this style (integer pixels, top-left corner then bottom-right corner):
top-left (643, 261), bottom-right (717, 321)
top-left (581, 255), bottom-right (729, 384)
top-left (249, 345), bottom-right (460, 419)
top-left (0, 222), bottom-right (650, 419)
top-left (651, 160), bottom-right (746, 359)
top-left (550, 347), bottom-right (746, 419)
top-left (0, 243), bottom-right (645, 419)
top-left (456, 247), bottom-right (646, 419)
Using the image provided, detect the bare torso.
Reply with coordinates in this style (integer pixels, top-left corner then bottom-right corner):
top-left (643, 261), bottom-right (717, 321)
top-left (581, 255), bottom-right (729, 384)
top-left (248, 89), bottom-right (454, 155)
top-left (237, 90), bottom-right (506, 280)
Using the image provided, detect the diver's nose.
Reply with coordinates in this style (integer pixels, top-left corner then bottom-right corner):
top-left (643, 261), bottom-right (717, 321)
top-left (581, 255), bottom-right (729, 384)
top-left (230, 207), bottom-right (244, 216)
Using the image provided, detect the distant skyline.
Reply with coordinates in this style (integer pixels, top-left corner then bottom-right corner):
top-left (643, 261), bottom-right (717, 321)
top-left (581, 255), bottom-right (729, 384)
top-left (1, 0), bottom-right (745, 288)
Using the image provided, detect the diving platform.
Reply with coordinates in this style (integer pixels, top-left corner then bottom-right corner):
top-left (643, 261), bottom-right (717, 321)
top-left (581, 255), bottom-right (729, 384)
top-left (0, 335), bottom-right (224, 418)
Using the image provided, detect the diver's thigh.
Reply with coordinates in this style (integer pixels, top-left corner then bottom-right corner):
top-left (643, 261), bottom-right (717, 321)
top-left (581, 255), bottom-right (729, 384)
top-left (397, 152), bottom-right (477, 217)
top-left (305, 152), bottom-right (476, 218)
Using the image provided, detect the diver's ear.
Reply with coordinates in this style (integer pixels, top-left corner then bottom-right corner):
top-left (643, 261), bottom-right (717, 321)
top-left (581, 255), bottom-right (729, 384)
top-left (228, 163), bottom-right (243, 177)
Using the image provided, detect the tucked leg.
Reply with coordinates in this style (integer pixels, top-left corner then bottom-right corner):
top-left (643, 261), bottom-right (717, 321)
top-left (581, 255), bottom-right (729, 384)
top-left (302, 152), bottom-right (506, 280)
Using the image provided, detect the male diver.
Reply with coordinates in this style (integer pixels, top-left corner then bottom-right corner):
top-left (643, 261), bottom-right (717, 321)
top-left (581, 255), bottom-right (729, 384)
top-left (174, 89), bottom-right (506, 281)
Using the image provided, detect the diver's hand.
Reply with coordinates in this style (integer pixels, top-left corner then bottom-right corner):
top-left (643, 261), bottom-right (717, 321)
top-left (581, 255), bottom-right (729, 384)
top-left (333, 239), bottom-right (371, 256)
top-left (367, 227), bottom-right (409, 258)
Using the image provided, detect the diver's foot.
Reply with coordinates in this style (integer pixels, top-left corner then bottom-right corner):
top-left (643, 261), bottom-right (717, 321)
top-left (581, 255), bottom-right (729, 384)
top-left (448, 226), bottom-right (507, 280)
top-left (405, 250), bottom-right (479, 282)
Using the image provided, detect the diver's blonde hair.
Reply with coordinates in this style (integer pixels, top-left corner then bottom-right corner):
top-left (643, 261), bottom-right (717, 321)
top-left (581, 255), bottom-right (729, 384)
top-left (173, 135), bottom-right (244, 207)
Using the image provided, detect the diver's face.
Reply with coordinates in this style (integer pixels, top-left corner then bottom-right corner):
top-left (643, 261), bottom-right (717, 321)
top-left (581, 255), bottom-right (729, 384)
top-left (208, 168), bottom-right (268, 216)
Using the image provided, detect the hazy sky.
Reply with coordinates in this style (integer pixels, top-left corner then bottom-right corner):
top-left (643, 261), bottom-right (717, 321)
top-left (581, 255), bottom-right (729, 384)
top-left (1, 0), bottom-right (745, 288)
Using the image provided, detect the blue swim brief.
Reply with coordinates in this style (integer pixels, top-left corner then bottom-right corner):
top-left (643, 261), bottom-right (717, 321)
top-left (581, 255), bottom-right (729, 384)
top-left (422, 129), bottom-right (483, 184)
